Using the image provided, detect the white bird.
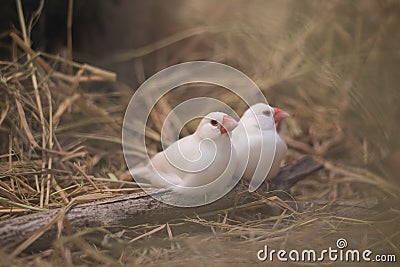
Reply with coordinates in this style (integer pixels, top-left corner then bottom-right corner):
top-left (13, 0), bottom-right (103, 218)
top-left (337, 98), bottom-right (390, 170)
top-left (232, 103), bottom-right (289, 191)
top-left (130, 112), bottom-right (239, 201)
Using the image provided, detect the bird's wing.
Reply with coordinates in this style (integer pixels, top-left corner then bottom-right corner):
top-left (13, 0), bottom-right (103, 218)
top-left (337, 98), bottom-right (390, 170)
top-left (171, 135), bottom-right (201, 161)
top-left (130, 161), bottom-right (183, 188)
top-left (266, 132), bottom-right (287, 180)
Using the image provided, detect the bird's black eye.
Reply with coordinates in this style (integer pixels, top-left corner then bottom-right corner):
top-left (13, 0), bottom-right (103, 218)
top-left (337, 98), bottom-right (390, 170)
top-left (210, 120), bottom-right (218, 126)
top-left (263, 109), bottom-right (271, 116)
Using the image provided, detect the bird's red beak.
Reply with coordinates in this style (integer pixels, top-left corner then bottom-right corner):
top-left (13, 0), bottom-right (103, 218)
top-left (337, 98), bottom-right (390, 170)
top-left (273, 107), bottom-right (289, 124)
top-left (220, 115), bottom-right (238, 134)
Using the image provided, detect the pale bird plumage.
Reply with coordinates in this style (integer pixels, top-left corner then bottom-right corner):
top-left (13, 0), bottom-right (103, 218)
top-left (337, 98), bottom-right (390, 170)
top-left (130, 112), bottom-right (239, 198)
top-left (232, 103), bottom-right (289, 192)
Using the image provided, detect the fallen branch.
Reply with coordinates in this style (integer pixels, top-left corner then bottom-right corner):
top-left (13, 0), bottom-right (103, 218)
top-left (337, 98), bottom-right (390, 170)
top-left (0, 156), bottom-right (322, 252)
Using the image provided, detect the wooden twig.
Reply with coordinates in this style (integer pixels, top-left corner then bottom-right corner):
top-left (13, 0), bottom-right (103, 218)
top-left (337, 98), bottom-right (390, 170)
top-left (0, 157), bottom-right (322, 252)
top-left (14, 95), bottom-right (40, 148)
top-left (67, 0), bottom-right (74, 74)
top-left (9, 33), bottom-right (116, 82)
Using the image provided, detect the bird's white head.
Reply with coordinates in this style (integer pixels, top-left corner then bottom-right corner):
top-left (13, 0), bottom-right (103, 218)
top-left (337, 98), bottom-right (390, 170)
top-left (241, 103), bottom-right (289, 130)
top-left (195, 112), bottom-right (238, 139)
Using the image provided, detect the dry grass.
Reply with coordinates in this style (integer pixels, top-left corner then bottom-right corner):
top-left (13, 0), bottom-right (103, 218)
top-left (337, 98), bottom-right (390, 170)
top-left (1, 0), bottom-right (400, 266)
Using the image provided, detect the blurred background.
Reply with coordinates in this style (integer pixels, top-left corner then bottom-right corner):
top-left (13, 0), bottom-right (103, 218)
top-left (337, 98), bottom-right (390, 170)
top-left (1, 0), bottom-right (399, 265)
top-left (3, 0), bottom-right (399, 176)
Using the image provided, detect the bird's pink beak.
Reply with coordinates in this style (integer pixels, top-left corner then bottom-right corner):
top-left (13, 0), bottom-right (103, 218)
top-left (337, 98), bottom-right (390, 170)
top-left (220, 115), bottom-right (238, 134)
top-left (273, 107), bottom-right (289, 123)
